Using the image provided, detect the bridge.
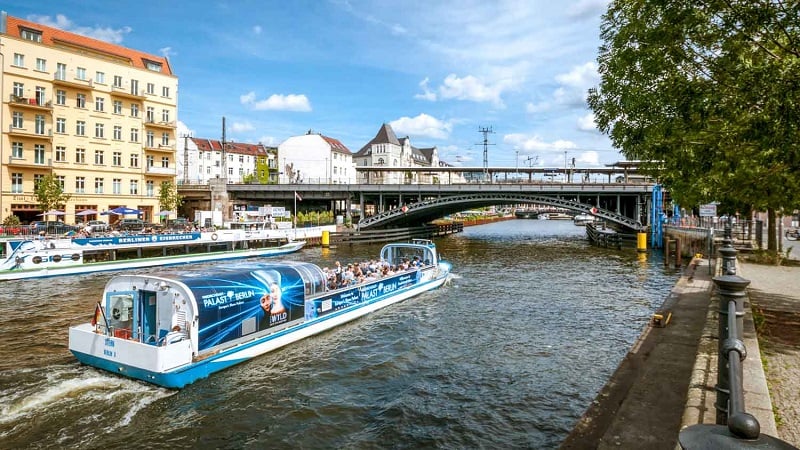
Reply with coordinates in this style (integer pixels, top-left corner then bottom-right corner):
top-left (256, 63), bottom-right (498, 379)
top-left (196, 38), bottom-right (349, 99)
top-left (179, 179), bottom-right (656, 231)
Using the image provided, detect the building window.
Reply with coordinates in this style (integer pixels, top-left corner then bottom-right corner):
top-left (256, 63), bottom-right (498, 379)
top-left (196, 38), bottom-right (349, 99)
top-left (146, 82), bottom-right (155, 94)
top-left (35, 115), bottom-right (46, 135)
top-left (12, 112), bottom-right (23, 128)
top-left (34, 144), bottom-right (46, 165)
top-left (56, 118), bottom-right (66, 134)
top-left (21, 28), bottom-right (43, 42)
top-left (76, 121), bottom-right (86, 136)
top-left (34, 174), bottom-right (44, 191)
top-left (11, 173), bottom-right (23, 193)
top-left (145, 61), bottom-right (162, 72)
top-left (162, 86), bottom-right (170, 97)
top-left (129, 180), bottom-right (138, 195)
top-left (161, 157), bottom-right (170, 168)
top-left (75, 177), bottom-right (86, 194)
top-left (95, 96), bottom-right (104, 112)
top-left (113, 100), bottom-right (123, 114)
top-left (146, 106), bottom-right (155, 122)
top-left (56, 90), bottom-right (66, 106)
top-left (161, 133), bottom-right (170, 146)
top-left (55, 146), bottom-right (66, 162)
top-left (131, 103), bottom-right (139, 117)
top-left (36, 58), bottom-right (47, 72)
top-left (13, 53), bottom-right (24, 67)
top-left (147, 155), bottom-right (154, 167)
top-left (113, 178), bottom-right (122, 194)
top-left (13, 82), bottom-right (24, 98)
top-left (130, 128), bottom-right (139, 142)
top-left (35, 86), bottom-right (46, 105)
top-left (113, 75), bottom-right (123, 88)
top-left (146, 180), bottom-right (155, 197)
top-left (95, 123), bottom-right (104, 138)
top-left (95, 71), bottom-right (105, 84)
top-left (113, 151), bottom-right (122, 166)
top-left (56, 175), bottom-right (66, 190)
top-left (130, 153), bottom-right (139, 168)
top-left (94, 178), bottom-right (104, 194)
top-left (146, 131), bottom-right (155, 147)
top-left (113, 126), bottom-right (122, 140)
top-left (12, 142), bottom-right (23, 159)
top-left (94, 150), bottom-right (104, 165)
top-left (76, 148), bottom-right (86, 164)
top-left (130, 79), bottom-right (139, 96)
top-left (76, 67), bottom-right (87, 80)
top-left (56, 63), bottom-right (67, 81)
top-left (77, 93), bottom-right (86, 108)
top-left (161, 109), bottom-right (170, 122)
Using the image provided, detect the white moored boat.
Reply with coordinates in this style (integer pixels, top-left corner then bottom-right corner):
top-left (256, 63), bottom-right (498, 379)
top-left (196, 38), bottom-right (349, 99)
top-left (68, 239), bottom-right (451, 388)
top-left (0, 230), bottom-right (305, 281)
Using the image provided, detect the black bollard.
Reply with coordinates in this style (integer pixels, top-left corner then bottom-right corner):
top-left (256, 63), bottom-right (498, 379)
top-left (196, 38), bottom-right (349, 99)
top-left (713, 275), bottom-right (750, 425)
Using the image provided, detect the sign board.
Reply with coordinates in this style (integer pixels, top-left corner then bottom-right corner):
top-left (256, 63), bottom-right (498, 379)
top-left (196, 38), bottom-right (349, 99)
top-left (699, 204), bottom-right (717, 217)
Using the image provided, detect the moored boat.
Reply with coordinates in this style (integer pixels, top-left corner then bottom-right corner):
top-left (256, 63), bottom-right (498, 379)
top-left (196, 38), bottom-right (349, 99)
top-left (573, 214), bottom-right (598, 226)
top-left (0, 230), bottom-right (305, 281)
top-left (68, 239), bottom-right (451, 388)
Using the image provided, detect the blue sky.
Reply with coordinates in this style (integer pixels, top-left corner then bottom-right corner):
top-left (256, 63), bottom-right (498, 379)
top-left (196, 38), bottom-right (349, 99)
top-left (5, 0), bottom-right (622, 168)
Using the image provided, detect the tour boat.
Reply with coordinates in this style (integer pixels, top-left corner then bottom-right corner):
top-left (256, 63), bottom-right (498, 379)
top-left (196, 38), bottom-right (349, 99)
top-left (68, 239), bottom-right (451, 388)
top-left (573, 214), bottom-right (598, 226)
top-left (0, 230), bottom-right (305, 281)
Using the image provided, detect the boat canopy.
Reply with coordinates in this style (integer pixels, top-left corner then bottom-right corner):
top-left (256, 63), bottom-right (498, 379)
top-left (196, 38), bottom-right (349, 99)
top-left (380, 240), bottom-right (438, 267)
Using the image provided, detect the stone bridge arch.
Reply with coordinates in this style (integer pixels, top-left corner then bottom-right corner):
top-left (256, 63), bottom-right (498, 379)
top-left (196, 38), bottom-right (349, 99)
top-left (357, 193), bottom-right (643, 231)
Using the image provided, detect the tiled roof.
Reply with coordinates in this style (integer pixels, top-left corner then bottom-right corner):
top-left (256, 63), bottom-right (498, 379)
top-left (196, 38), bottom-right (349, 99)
top-left (356, 123), bottom-right (401, 155)
top-left (4, 14), bottom-right (174, 76)
top-left (191, 138), bottom-right (269, 156)
top-left (321, 135), bottom-right (352, 154)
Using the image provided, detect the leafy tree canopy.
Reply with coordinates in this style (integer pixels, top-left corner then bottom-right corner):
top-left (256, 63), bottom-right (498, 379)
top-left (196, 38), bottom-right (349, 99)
top-left (589, 0), bottom-right (800, 214)
top-left (158, 181), bottom-right (183, 213)
top-left (34, 174), bottom-right (71, 213)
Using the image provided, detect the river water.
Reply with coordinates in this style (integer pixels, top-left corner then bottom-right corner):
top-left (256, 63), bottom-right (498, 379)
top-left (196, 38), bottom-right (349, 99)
top-left (0, 220), bottom-right (678, 449)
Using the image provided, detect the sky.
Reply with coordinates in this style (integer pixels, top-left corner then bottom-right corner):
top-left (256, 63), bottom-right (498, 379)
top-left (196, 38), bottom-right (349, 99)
top-left (4, 0), bottom-right (622, 169)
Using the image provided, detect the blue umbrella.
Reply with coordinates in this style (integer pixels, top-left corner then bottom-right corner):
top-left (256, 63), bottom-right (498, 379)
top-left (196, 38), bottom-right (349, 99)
top-left (103, 206), bottom-right (142, 215)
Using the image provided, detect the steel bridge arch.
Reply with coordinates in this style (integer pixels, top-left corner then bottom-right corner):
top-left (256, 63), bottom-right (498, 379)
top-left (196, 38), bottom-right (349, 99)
top-left (357, 193), bottom-right (643, 231)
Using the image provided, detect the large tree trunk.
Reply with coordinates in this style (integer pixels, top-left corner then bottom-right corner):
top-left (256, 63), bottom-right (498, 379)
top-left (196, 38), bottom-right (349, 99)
top-left (767, 208), bottom-right (777, 253)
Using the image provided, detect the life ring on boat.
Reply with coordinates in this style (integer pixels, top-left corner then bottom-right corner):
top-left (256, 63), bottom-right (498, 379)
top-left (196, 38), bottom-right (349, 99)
top-left (211, 233), bottom-right (218, 241)
top-left (32, 256), bottom-right (42, 264)
top-left (71, 253), bottom-right (80, 261)
top-left (52, 254), bottom-right (62, 263)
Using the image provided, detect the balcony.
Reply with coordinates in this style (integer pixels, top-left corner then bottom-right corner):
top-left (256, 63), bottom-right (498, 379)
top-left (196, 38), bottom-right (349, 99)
top-left (52, 73), bottom-right (93, 90)
top-left (7, 156), bottom-right (52, 169)
top-left (144, 119), bottom-right (177, 130)
top-left (110, 85), bottom-right (146, 100)
top-left (145, 144), bottom-right (176, 154)
top-left (8, 95), bottom-right (53, 111)
top-left (146, 165), bottom-right (176, 176)
top-left (8, 125), bottom-right (53, 140)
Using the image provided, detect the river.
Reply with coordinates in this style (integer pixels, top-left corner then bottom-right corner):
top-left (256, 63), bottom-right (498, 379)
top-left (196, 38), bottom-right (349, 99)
top-left (0, 219), bottom-right (678, 449)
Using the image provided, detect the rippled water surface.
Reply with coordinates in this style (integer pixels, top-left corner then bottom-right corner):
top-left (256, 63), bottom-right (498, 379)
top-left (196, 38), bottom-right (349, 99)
top-left (0, 220), bottom-right (678, 449)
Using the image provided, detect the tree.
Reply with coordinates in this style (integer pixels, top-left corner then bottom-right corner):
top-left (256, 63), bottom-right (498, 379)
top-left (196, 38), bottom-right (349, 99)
top-left (158, 180), bottom-right (183, 214)
top-left (589, 0), bottom-right (800, 252)
top-left (34, 174), bottom-right (71, 213)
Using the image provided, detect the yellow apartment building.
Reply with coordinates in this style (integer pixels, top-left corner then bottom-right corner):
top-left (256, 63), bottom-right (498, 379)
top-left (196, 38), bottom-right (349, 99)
top-left (0, 12), bottom-right (177, 225)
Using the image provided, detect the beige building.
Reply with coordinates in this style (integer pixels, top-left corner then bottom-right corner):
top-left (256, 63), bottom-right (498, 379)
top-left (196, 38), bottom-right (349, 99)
top-left (0, 12), bottom-right (177, 224)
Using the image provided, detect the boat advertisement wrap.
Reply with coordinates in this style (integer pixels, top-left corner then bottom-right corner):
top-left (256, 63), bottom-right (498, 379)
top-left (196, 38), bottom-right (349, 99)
top-left (305, 271), bottom-right (420, 320)
top-left (73, 232), bottom-right (202, 246)
top-left (182, 267), bottom-right (306, 351)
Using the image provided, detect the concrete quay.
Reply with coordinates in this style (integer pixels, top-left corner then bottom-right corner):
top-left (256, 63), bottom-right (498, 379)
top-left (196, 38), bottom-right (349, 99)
top-left (560, 257), bottom-right (796, 449)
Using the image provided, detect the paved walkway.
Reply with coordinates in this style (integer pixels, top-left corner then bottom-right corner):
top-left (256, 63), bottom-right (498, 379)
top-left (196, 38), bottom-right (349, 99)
top-left (560, 258), bottom-right (800, 449)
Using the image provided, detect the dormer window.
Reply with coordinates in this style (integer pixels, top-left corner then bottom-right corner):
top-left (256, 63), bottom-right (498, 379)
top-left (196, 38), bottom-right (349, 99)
top-left (144, 60), bottom-right (162, 72)
top-left (21, 28), bottom-right (42, 43)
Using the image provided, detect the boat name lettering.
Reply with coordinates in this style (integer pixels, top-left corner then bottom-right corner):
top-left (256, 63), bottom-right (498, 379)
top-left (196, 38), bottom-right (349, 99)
top-left (201, 289), bottom-right (255, 308)
top-left (104, 338), bottom-right (115, 347)
top-left (117, 236), bottom-right (156, 244)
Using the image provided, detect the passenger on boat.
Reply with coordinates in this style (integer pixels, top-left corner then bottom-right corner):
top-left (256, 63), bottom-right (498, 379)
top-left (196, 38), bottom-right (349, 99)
top-left (163, 325), bottom-right (184, 345)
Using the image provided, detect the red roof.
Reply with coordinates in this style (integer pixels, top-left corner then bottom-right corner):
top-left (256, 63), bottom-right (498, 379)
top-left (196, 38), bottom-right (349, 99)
top-left (191, 138), bottom-right (269, 157)
top-left (321, 135), bottom-right (352, 154)
top-left (4, 14), bottom-right (174, 76)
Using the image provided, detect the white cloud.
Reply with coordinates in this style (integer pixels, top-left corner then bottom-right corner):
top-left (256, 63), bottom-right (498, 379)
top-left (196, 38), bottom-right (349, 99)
top-left (418, 74), bottom-right (512, 106)
top-left (390, 113), bottom-right (453, 140)
top-left (555, 62), bottom-right (599, 88)
top-left (504, 133), bottom-right (578, 154)
top-left (159, 46), bottom-right (175, 58)
top-left (577, 113), bottom-right (597, 131)
top-left (240, 91), bottom-right (312, 112)
top-left (176, 121), bottom-right (195, 138)
top-left (28, 14), bottom-right (131, 43)
top-left (258, 135), bottom-right (278, 146)
top-left (253, 25), bottom-right (262, 35)
top-left (230, 121), bottom-right (255, 132)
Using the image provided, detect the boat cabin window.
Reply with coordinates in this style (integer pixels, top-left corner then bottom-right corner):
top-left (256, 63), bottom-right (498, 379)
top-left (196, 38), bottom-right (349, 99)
top-left (290, 262), bottom-right (327, 296)
top-left (107, 293), bottom-right (134, 329)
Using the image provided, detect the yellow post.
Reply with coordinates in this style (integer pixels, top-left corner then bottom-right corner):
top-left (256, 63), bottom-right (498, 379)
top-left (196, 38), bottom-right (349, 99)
top-left (321, 230), bottom-right (330, 248)
top-left (637, 232), bottom-right (647, 253)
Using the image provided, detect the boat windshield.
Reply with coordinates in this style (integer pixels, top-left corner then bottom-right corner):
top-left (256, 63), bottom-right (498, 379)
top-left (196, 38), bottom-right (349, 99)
top-left (380, 243), bottom-right (436, 267)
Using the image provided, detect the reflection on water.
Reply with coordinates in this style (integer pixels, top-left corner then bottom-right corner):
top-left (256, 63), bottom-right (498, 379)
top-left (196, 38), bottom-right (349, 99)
top-left (0, 220), bottom-right (677, 449)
